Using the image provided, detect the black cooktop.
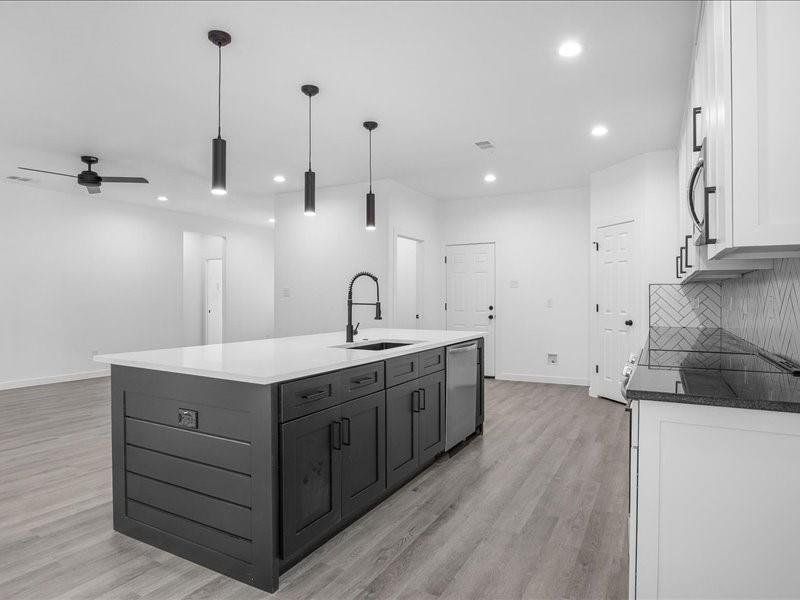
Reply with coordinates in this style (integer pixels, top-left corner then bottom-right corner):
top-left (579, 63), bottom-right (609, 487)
top-left (640, 327), bottom-right (790, 374)
top-left (626, 328), bottom-right (800, 413)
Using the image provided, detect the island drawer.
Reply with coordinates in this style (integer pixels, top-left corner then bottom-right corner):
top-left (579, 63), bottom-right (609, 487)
top-left (420, 347), bottom-right (445, 375)
top-left (341, 362), bottom-right (385, 401)
top-left (385, 353), bottom-right (420, 388)
top-left (280, 372), bottom-right (342, 422)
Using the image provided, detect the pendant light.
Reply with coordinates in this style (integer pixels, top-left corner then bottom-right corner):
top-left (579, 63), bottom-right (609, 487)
top-left (208, 30), bottom-right (231, 196)
top-left (363, 121), bottom-right (378, 230)
top-left (301, 84), bottom-right (319, 216)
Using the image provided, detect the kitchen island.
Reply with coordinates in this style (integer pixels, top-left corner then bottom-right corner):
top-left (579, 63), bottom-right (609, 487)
top-left (95, 329), bottom-right (484, 592)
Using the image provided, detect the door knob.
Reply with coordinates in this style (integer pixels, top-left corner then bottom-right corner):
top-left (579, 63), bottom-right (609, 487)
top-left (625, 319), bottom-right (633, 326)
top-left (488, 315), bottom-right (494, 320)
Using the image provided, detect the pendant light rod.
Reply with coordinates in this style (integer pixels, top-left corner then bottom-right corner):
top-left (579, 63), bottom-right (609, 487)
top-left (208, 30), bottom-right (231, 197)
top-left (363, 121), bottom-right (378, 230)
top-left (301, 84), bottom-right (320, 216)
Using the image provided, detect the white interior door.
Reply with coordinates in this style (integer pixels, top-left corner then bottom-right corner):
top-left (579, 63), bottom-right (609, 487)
top-left (446, 243), bottom-right (495, 376)
top-left (204, 258), bottom-right (223, 344)
top-left (596, 221), bottom-right (636, 402)
top-left (395, 236), bottom-right (423, 329)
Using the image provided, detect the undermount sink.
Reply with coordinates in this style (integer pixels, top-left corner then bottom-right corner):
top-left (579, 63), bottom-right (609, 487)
top-left (346, 341), bottom-right (413, 351)
top-left (332, 339), bottom-right (420, 351)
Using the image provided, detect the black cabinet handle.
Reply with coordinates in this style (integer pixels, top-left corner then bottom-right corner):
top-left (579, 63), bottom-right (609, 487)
top-left (412, 390), bottom-right (420, 412)
top-left (684, 234), bottom-right (693, 268)
top-left (703, 186), bottom-right (718, 244)
top-left (679, 247), bottom-right (686, 274)
top-left (675, 256), bottom-right (683, 279)
top-left (489, 305), bottom-right (494, 310)
top-left (302, 388), bottom-right (328, 401)
top-left (625, 320), bottom-right (633, 326)
top-left (488, 315), bottom-right (494, 320)
top-left (419, 388), bottom-right (426, 410)
top-left (341, 417), bottom-right (351, 446)
top-left (352, 375), bottom-right (374, 386)
top-left (692, 106), bottom-right (702, 152)
top-left (331, 421), bottom-right (342, 450)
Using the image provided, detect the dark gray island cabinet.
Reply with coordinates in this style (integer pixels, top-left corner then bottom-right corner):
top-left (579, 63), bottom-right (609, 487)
top-left (109, 337), bottom-right (483, 592)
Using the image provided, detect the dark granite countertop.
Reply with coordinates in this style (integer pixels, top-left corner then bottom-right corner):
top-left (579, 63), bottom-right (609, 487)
top-left (625, 327), bottom-right (800, 413)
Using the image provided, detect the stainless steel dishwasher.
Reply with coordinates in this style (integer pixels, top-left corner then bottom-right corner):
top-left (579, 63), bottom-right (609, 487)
top-left (445, 341), bottom-right (479, 450)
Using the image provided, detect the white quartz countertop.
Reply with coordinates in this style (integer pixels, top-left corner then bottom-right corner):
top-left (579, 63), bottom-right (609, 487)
top-left (94, 329), bottom-right (484, 385)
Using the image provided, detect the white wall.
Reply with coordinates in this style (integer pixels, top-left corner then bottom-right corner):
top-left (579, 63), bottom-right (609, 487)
top-left (441, 187), bottom-right (591, 386)
top-left (182, 232), bottom-right (225, 346)
top-left (588, 149), bottom-right (678, 395)
top-left (274, 179), bottom-right (443, 338)
top-left (0, 182), bottom-right (274, 389)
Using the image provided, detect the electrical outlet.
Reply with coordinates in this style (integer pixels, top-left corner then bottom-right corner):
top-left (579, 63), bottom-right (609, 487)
top-left (767, 295), bottom-right (778, 319)
top-left (546, 298), bottom-right (553, 309)
top-left (692, 296), bottom-right (701, 310)
top-left (281, 287), bottom-right (291, 299)
top-left (547, 353), bottom-right (558, 365)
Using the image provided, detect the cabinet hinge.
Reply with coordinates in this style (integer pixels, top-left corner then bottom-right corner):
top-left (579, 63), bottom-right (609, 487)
top-left (593, 241), bottom-right (599, 251)
top-left (595, 364), bottom-right (599, 374)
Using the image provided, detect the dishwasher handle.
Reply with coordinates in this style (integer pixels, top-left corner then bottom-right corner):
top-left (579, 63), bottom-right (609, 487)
top-left (448, 343), bottom-right (478, 354)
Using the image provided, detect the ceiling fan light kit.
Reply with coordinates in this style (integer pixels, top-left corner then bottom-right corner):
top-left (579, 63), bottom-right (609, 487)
top-left (209, 29), bottom-right (231, 196)
top-left (18, 154), bottom-right (148, 194)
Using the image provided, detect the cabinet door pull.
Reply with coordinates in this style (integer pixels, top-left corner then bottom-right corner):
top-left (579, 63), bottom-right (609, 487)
top-left (419, 388), bottom-right (426, 410)
top-left (675, 256), bottom-right (683, 279)
top-left (679, 246), bottom-right (686, 274)
top-left (353, 375), bottom-right (374, 386)
top-left (331, 420), bottom-right (342, 450)
top-left (302, 388), bottom-right (328, 401)
top-left (341, 417), bottom-right (351, 445)
top-left (412, 390), bottom-right (420, 412)
top-left (692, 106), bottom-right (702, 151)
top-left (684, 234), bottom-right (693, 268)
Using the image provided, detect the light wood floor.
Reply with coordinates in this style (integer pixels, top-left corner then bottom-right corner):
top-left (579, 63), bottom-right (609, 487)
top-left (0, 377), bottom-right (629, 600)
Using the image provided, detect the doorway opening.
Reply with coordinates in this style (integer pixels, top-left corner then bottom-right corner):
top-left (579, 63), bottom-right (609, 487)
top-left (182, 232), bottom-right (226, 345)
top-left (394, 235), bottom-right (424, 330)
top-left (445, 242), bottom-right (495, 377)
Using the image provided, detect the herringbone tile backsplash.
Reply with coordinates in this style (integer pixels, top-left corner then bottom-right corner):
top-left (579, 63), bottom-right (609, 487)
top-left (722, 258), bottom-right (800, 362)
top-left (649, 283), bottom-right (722, 328)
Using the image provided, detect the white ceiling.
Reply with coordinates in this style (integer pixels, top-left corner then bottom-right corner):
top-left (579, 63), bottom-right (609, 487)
top-left (0, 1), bottom-right (698, 225)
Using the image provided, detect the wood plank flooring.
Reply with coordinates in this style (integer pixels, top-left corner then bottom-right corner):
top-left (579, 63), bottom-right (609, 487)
top-left (0, 377), bottom-right (629, 599)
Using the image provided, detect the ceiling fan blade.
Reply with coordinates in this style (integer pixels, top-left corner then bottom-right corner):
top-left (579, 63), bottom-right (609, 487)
top-left (101, 176), bottom-right (149, 184)
top-left (86, 186), bottom-right (101, 194)
top-left (18, 167), bottom-right (76, 178)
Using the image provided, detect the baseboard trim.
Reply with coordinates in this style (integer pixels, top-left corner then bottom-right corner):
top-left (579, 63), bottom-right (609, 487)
top-left (0, 368), bottom-right (110, 391)
top-left (495, 372), bottom-right (590, 387)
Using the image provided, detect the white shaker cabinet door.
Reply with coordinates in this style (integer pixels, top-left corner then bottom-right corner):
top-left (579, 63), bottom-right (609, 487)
top-left (709, 0), bottom-right (800, 258)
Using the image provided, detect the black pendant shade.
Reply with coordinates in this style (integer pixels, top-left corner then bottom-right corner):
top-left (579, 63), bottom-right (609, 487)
top-left (212, 137), bottom-right (226, 195)
top-left (302, 84), bottom-right (319, 215)
top-left (209, 30), bottom-right (231, 196)
top-left (363, 120), bottom-right (378, 230)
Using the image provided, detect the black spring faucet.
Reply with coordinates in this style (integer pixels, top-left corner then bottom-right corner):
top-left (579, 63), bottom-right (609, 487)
top-left (346, 271), bottom-right (382, 342)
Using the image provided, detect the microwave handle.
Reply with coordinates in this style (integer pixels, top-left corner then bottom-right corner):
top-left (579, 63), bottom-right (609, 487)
top-left (687, 157), bottom-right (705, 231)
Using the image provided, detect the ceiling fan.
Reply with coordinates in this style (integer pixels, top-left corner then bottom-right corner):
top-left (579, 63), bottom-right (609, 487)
top-left (18, 155), bottom-right (148, 194)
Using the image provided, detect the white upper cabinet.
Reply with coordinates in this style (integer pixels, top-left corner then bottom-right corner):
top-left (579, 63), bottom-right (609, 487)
top-left (674, 1), bottom-right (771, 282)
top-left (703, 0), bottom-right (800, 259)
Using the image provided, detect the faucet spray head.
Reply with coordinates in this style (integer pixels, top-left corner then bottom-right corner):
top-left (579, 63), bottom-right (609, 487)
top-left (375, 301), bottom-right (382, 320)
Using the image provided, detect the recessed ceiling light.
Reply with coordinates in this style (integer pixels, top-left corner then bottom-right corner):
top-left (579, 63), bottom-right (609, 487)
top-left (157, 195), bottom-right (168, 202)
top-left (483, 173), bottom-right (497, 183)
top-left (268, 217), bottom-right (276, 224)
top-left (591, 124), bottom-right (609, 137)
top-left (558, 40), bottom-right (583, 58)
top-left (273, 174), bottom-right (286, 183)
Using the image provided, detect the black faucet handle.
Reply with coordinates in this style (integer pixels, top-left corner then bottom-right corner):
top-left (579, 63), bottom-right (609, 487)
top-left (353, 322), bottom-right (360, 336)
